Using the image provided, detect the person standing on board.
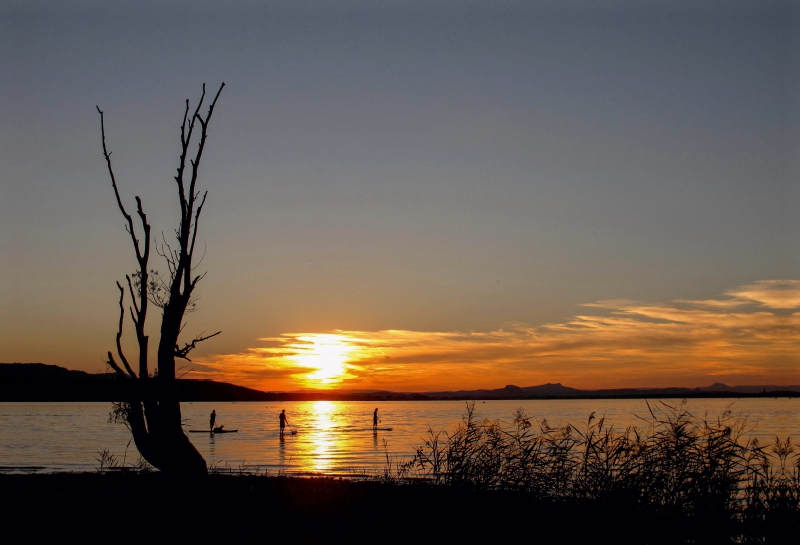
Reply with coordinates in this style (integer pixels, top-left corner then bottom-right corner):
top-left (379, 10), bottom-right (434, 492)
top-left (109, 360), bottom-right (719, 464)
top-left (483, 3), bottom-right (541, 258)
top-left (210, 410), bottom-right (216, 433)
top-left (279, 409), bottom-right (290, 437)
top-left (373, 408), bottom-right (380, 431)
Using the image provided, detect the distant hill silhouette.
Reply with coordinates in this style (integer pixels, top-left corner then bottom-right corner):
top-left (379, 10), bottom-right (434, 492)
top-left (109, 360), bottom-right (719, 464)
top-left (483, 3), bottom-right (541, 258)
top-left (421, 382), bottom-right (799, 399)
top-left (0, 363), bottom-right (96, 380)
top-left (0, 363), bottom-right (425, 402)
top-left (424, 383), bottom-right (582, 398)
top-left (0, 363), bottom-right (273, 401)
top-left (2, 363), bottom-right (798, 401)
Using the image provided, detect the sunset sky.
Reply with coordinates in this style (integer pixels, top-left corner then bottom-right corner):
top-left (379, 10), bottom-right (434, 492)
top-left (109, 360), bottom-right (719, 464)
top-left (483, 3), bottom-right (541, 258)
top-left (2, 1), bottom-right (798, 392)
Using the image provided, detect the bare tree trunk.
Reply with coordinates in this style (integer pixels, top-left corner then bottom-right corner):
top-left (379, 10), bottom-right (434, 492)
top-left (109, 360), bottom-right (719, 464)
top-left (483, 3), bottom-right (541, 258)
top-left (98, 83), bottom-right (225, 475)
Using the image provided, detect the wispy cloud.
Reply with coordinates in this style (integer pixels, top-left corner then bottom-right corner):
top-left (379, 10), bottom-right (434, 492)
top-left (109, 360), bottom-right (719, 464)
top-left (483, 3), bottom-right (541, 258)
top-left (725, 280), bottom-right (800, 309)
top-left (195, 280), bottom-right (800, 391)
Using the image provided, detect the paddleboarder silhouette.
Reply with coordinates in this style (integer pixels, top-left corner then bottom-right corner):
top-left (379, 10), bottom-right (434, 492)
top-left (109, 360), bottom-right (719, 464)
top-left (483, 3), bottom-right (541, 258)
top-left (210, 410), bottom-right (216, 433)
top-left (279, 409), bottom-right (289, 437)
top-left (373, 408), bottom-right (380, 431)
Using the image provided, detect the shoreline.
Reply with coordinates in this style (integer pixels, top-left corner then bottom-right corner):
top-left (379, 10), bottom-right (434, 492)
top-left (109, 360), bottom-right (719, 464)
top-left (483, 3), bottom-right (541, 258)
top-left (1, 391), bottom-right (798, 402)
top-left (3, 366), bottom-right (798, 402)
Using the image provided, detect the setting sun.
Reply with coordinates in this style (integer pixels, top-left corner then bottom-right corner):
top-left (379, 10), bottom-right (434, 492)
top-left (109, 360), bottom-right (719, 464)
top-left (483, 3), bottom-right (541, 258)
top-left (287, 334), bottom-right (355, 386)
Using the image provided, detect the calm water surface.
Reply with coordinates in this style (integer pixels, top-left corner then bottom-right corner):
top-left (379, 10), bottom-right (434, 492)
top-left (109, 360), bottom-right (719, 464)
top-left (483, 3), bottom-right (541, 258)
top-left (1, 399), bottom-right (797, 475)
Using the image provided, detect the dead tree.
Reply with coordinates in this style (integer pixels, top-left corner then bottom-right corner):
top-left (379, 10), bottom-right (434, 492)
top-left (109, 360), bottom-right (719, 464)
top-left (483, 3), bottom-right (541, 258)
top-left (97, 83), bottom-right (225, 475)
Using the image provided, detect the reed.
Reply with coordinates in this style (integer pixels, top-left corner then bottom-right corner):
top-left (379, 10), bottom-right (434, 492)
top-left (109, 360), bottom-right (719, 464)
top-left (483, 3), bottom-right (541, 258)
top-left (401, 401), bottom-right (799, 540)
top-left (96, 448), bottom-right (153, 473)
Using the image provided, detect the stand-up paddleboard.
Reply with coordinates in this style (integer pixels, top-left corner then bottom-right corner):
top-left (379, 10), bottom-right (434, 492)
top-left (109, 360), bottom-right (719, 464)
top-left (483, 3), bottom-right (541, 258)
top-left (338, 427), bottom-right (394, 432)
top-left (188, 429), bottom-right (238, 433)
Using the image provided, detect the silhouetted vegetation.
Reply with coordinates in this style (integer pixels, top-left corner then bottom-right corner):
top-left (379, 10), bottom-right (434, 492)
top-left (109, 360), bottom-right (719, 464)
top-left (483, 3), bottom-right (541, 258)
top-left (397, 401), bottom-right (798, 542)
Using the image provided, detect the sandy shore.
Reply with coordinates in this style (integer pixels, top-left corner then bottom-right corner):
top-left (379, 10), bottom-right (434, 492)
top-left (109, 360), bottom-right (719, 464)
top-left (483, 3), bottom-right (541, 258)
top-left (0, 472), bottom-right (792, 543)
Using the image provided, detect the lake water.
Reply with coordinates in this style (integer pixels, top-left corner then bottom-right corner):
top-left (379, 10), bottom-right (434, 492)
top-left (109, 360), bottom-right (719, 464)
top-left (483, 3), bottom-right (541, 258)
top-left (1, 399), bottom-right (798, 475)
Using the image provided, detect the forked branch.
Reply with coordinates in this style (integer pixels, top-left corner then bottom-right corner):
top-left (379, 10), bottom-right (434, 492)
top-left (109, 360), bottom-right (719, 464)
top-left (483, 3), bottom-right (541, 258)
top-left (114, 282), bottom-right (137, 378)
top-left (175, 331), bottom-right (222, 361)
top-left (97, 106), bottom-right (150, 271)
top-left (172, 83), bottom-right (224, 300)
top-left (98, 104), bottom-right (152, 380)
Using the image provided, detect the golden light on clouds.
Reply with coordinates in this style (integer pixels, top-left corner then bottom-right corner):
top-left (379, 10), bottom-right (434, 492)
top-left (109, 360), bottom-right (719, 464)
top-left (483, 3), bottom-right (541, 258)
top-left (284, 334), bottom-right (356, 385)
top-left (725, 280), bottom-right (800, 309)
top-left (195, 280), bottom-right (800, 391)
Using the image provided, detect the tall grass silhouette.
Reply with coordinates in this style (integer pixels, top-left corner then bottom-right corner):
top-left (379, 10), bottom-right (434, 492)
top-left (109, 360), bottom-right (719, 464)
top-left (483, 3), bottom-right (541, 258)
top-left (400, 401), bottom-right (798, 541)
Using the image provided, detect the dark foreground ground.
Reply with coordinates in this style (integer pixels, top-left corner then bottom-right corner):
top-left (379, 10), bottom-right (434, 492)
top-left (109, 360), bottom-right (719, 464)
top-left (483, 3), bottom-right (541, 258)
top-left (0, 473), bottom-right (794, 544)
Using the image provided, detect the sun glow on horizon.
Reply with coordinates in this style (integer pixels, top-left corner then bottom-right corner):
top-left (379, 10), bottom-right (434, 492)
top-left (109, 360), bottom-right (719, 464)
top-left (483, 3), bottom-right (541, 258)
top-left (286, 334), bottom-right (356, 387)
top-left (195, 280), bottom-right (800, 392)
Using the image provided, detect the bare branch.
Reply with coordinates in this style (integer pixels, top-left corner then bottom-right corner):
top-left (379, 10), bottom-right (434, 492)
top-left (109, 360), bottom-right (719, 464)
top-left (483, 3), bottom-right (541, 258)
top-left (192, 242), bottom-right (208, 271)
top-left (174, 331), bottom-right (221, 361)
top-left (178, 83), bottom-right (225, 297)
top-left (175, 98), bottom-right (194, 218)
top-left (175, 85), bottom-right (206, 219)
top-left (135, 197), bottom-right (151, 265)
top-left (98, 105), bottom-right (151, 381)
top-left (188, 191), bottom-right (207, 260)
top-left (187, 84), bottom-right (223, 218)
top-left (96, 106), bottom-right (144, 265)
top-left (157, 233), bottom-right (177, 277)
top-left (106, 352), bottom-right (127, 378)
top-left (126, 275), bottom-right (140, 316)
top-left (191, 272), bottom-right (206, 289)
top-left (114, 282), bottom-right (137, 378)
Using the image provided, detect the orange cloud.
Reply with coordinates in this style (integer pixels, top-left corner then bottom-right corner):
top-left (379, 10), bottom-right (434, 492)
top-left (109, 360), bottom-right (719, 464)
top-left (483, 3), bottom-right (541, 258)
top-left (194, 280), bottom-right (800, 391)
top-left (725, 280), bottom-right (800, 309)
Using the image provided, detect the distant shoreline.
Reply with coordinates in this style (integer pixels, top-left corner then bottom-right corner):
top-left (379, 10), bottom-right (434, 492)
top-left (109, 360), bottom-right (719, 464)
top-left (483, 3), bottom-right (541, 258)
top-left (1, 381), bottom-right (797, 402)
top-left (2, 363), bottom-right (798, 402)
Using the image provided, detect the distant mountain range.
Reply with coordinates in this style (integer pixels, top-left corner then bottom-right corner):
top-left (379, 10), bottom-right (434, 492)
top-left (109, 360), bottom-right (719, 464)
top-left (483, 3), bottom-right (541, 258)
top-left (422, 382), bottom-right (800, 399)
top-left (2, 363), bottom-right (798, 402)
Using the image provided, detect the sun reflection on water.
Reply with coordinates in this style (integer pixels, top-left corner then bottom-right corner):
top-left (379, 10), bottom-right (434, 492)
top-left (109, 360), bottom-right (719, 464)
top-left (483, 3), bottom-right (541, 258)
top-left (307, 401), bottom-right (338, 474)
top-left (284, 400), bottom-right (385, 475)
top-left (313, 400), bottom-right (335, 426)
